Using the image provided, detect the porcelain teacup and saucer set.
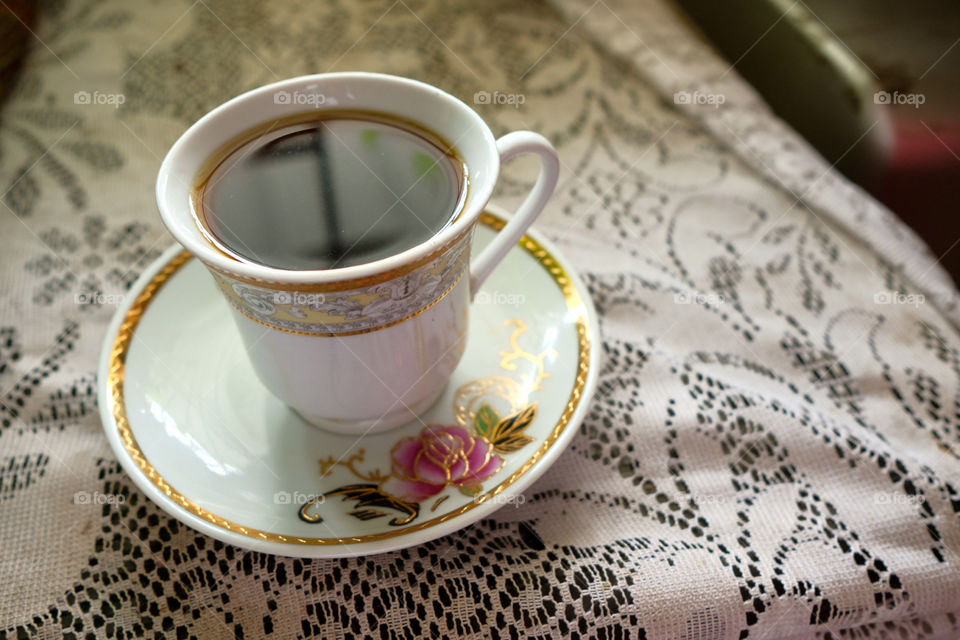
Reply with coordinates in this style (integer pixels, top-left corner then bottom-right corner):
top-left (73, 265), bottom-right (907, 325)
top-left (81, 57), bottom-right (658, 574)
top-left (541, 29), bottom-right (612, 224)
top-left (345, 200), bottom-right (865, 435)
top-left (98, 73), bottom-right (599, 557)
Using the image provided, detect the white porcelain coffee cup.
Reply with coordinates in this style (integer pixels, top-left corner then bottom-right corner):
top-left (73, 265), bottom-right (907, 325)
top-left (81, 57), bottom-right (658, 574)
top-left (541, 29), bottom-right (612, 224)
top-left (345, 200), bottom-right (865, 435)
top-left (157, 72), bottom-right (559, 434)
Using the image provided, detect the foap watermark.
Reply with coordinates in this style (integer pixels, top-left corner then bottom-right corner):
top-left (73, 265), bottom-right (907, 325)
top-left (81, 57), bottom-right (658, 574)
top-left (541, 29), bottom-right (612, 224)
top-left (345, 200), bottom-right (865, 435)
top-left (674, 90), bottom-right (725, 108)
top-left (873, 291), bottom-right (924, 308)
top-left (472, 493), bottom-right (526, 508)
top-left (473, 290), bottom-right (526, 307)
top-left (874, 90), bottom-right (925, 109)
top-left (274, 90), bottom-right (327, 107)
top-left (272, 291), bottom-right (326, 306)
top-left (74, 90), bottom-right (125, 108)
top-left (873, 492), bottom-right (925, 506)
top-left (73, 490), bottom-right (125, 506)
top-left (273, 490), bottom-right (325, 505)
top-left (674, 291), bottom-right (725, 306)
top-left (74, 292), bottom-right (127, 307)
top-left (473, 91), bottom-right (525, 108)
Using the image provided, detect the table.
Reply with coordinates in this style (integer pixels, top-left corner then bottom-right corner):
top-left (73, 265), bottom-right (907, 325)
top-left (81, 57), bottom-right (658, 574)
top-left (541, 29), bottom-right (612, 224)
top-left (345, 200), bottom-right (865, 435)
top-left (1, 0), bottom-right (958, 637)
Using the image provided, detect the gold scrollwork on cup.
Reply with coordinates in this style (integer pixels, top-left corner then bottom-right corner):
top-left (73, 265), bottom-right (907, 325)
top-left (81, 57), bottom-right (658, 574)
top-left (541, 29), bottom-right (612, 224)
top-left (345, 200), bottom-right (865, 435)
top-left (210, 234), bottom-right (472, 336)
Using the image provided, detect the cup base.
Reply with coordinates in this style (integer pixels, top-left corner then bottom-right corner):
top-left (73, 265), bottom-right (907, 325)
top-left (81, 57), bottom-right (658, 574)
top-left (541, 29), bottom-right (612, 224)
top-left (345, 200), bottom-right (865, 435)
top-left (293, 383), bottom-right (447, 435)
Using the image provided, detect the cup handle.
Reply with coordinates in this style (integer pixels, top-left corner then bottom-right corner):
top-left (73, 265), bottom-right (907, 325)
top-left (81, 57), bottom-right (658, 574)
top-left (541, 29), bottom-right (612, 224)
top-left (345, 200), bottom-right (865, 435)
top-left (470, 131), bottom-right (560, 298)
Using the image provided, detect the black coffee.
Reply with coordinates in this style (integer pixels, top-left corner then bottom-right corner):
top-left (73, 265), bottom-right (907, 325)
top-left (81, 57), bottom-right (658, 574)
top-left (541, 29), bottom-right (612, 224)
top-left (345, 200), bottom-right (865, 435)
top-left (194, 112), bottom-right (466, 270)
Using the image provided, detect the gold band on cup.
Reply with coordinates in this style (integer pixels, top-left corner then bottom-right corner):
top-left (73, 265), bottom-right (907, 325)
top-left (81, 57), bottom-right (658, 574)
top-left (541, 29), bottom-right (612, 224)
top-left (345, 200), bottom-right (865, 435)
top-left (208, 230), bottom-right (473, 336)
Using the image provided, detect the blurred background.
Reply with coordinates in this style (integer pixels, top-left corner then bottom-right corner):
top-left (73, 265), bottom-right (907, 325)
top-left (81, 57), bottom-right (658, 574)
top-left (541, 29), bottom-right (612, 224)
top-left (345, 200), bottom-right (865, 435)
top-left (676, 0), bottom-right (960, 282)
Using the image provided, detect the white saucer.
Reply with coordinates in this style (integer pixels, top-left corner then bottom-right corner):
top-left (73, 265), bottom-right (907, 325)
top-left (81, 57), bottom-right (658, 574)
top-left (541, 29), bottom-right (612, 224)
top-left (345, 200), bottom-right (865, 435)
top-left (98, 206), bottom-right (599, 557)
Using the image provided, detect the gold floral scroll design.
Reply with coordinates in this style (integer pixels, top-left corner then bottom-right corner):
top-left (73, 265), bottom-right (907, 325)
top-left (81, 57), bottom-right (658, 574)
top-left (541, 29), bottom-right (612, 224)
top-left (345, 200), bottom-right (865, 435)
top-left (298, 320), bottom-right (554, 526)
top-left (453, 318), bottom-right (557, 429)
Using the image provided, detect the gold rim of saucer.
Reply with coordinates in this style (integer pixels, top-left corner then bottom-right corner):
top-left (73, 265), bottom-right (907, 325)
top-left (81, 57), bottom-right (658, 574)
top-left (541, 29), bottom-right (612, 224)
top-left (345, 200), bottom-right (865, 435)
top-left (106, 211), bottom-right (590, 546)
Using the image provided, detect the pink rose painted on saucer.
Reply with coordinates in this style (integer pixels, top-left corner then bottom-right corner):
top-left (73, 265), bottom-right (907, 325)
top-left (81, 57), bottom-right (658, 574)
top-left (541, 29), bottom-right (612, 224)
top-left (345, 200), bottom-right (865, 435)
top-left (300, 405), bottom-right (538, 526)
top-left (298, 320), bottom-right (546, 527)
top-left (382, 426), bottom-right (505, 502)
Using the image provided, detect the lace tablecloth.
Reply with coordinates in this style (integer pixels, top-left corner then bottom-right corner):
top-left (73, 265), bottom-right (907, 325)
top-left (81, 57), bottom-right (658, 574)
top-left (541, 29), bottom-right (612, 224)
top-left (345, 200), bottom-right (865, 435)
top-left (1, 0), bottom-right (958, 638)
